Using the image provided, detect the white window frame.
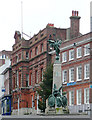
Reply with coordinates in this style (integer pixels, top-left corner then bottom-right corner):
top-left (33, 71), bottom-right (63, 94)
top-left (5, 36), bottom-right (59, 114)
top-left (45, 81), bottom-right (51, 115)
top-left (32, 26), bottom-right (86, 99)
top-left (77, 66), bottom-right (82, 81)
top-left (84, 44), bottom-right (90, 56)
top-left (76, 89), bottom-right (82, 105)
top-left (69, 49), bottom-right (74, 61)
top-left (77, 47), bottom-right (82, 58)
top-left (84, 88), bottom-right (89, 104)
top-left (62, 52), bottom-right (67, 63)
top-left (69, 67), bottom-right (74, 82)
top-left (69, 90), bottom-right (74, 106)
top-left (84, 64), bottom-right (90, 80)
top-left (62, 70), bottom-right (67, 83)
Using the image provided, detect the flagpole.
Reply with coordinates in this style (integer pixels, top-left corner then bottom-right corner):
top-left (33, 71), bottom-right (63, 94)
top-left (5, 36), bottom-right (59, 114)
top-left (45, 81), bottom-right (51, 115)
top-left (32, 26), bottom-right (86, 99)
top-left (21, 1), bottom-right (23, 38)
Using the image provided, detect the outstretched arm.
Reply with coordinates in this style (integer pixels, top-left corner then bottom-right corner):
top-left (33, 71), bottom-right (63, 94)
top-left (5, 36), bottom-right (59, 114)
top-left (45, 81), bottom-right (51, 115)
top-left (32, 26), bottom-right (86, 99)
top-left (59, 85), bottom-right (62, 92)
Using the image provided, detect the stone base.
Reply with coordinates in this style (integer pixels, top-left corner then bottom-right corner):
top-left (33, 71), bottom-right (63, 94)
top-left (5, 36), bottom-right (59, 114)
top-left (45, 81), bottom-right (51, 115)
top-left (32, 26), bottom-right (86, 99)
top-left (56, 107), bottom-right (64, 114)
top-left (56, 107), bottom-right (69, 114)
top-left (12, 107), bottom-right (37, 115)
top-left (45, 107), bottom-right (56, 115)
top-left (45, 106), bottom-right (69, 115)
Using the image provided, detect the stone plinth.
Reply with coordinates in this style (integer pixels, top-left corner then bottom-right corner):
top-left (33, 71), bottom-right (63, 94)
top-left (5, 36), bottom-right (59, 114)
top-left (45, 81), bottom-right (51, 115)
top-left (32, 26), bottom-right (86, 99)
top-left (53, 61), bottom-right (62, 91)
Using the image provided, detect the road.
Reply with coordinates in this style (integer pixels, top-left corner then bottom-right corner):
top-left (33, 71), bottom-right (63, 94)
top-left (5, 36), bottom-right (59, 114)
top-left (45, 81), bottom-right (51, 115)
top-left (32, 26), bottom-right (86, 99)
top-left (1, 114), bottom-right (92, 120)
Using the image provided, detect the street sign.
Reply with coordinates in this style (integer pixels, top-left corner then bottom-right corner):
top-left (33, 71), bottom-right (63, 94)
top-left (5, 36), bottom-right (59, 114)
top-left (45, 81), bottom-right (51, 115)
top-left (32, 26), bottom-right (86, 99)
top-left (2, 87), bottom-right (5, 92)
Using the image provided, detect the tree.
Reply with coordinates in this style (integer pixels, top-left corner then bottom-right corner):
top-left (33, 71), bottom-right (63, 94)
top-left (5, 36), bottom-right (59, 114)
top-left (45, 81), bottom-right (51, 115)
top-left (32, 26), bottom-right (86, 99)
top-left (37, 63), bottom-right (53, 112)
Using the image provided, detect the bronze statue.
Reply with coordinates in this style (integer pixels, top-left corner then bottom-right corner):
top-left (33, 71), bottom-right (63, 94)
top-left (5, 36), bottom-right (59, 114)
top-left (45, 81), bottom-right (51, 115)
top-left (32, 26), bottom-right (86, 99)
top-left (48, 36), bottom-right (62, 60)
top-left (48, 84), bottom-right (67, 108)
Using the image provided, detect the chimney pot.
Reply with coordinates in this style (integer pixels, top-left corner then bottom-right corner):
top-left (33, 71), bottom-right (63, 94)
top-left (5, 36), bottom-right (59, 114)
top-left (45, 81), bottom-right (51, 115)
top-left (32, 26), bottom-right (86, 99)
top-left (77, 11), bottom-right (78, 16)
top-left (72, 10), bottom-right (74, 16)
top-left (75, 11), bottom-right (77, 16)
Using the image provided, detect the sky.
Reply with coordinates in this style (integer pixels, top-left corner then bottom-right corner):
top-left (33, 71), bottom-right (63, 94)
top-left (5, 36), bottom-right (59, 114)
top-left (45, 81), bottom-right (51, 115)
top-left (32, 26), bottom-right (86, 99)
top-left (0, 0), bottom-right (91, 51)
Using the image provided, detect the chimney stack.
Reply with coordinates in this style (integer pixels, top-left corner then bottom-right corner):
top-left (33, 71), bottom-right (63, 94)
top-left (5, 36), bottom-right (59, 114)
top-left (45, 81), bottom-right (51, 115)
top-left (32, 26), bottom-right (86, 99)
top-left (70, 10), bottom-right (81, 39)
top-left (14, 31), bottom-right (21, 44)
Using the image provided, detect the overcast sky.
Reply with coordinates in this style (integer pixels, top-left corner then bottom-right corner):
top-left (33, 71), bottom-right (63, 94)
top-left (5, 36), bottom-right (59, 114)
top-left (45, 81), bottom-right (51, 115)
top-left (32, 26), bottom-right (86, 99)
top-left (0, 0), bottom-right (91, 51)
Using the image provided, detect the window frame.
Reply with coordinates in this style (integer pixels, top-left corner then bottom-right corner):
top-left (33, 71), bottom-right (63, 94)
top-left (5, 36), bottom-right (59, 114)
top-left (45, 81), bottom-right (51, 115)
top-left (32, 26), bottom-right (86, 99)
top-left (84, 88), bottom-right (89, 104)
top-left (77, 65), bottom-right (82, 81)
top-left (69, 49), bottom-right (74, 61)
top-left (62, 52), bottom-right (67, 63)
top-left (35, 70), bottom-right (38, 83)
top-left (35, 47), bottom-right (38, 55)
top-left (62, 70), bottom-right (67, 83)
top-left (76, 89), bottom-right (82, 105)
top-left (69, 90), bottom-right (74, 106)
top-left (77, 47), bottom-right (82, 58)
top-left (69, 67), bottom-right (74, 82)
top-left (84, 44), bottom-right (90, 56)
top-left (26, 74), bottom-right (29, 87)
top-left (84, 64), bottom-right (90, 80)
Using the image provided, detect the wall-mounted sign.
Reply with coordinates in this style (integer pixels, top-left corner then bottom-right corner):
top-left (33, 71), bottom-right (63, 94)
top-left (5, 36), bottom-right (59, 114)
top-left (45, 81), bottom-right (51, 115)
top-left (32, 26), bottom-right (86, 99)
top-left (67, 82), bottom-right (76, 86)
top-left (2, 87), bottom-right (5, 92)
top-left (90, 85), bottom-right (92, 88)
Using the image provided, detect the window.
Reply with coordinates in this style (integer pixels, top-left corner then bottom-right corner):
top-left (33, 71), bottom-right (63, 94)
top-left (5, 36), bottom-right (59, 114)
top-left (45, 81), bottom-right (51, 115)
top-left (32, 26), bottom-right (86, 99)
top-left (35, 47), bottom-right (38, 55)
top-left (84, 44), bottom-right (90, 56)
top-left (69, 49), bottom-right (74, 61)
top-left (77, 47), bottom-right (82, 58)
top-left (84, 64), bottom-right (89, 79)
top-left (77, 66), bottom-right (82, 81)
top-left (13, 77), bottom-right (15, 89)
top-left (62, 70), bottom-right (67, 83)
top-left (77, 89), bottom-right (82, 105)
top-left (84, 88), bottom-right (89, 104)
top-left (2, 55), bottom-right (4, 59)
top-left (41, 68), bottom-right (43, 81)
top-left (69, 68), bottom-right (74, 82)
top-left (30, 50), bottom-right (32, 58)
top-left (41, 33), bottom-right (44, 37)
top-left (30, 73), bottom-right (32, 85)
top-left (16, 55), bottom-right (18, 62)
top-left (35, 70), bottom-right (38, 83)
top-left (26, 52), bottom-right (29, 59)
top-left (35, 37), bottom-right (38, 41)
top-left (62, 52), bottom-right (67, 63)
top-left (19, 74), bottom-right (21, 87)
top-left (19, 53), bottom-right (21, 60)
top-left (32, 95), bottom-right (34, 107)
top-left (26, 74), bottom-right (29, 87)
top-left (16, 71), bottom-right (19, 87)
top-left (69, 91), bottom-right (74, 106)
top-left (41, 43), bottom-right (43, 52)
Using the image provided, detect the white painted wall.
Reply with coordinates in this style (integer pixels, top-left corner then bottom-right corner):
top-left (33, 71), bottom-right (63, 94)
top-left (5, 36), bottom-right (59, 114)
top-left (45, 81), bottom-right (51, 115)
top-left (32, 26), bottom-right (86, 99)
top-left (0, 58), bottom-right (11, 98)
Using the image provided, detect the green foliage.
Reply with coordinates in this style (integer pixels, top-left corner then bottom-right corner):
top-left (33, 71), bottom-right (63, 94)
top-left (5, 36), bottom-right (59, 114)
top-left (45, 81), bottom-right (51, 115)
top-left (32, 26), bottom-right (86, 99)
top-left (37, 63), bottom-right (53, 112)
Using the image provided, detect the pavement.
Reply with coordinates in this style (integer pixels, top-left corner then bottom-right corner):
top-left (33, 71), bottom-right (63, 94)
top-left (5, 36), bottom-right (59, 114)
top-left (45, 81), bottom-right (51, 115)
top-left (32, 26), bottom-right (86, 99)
top-left (1, 114), bottom-right (92, 120)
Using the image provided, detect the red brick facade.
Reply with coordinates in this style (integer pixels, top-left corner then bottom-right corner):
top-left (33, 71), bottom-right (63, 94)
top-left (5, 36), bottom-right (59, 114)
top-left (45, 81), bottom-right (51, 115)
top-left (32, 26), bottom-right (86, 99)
top-left (11, 25), bottom-right (67, 114)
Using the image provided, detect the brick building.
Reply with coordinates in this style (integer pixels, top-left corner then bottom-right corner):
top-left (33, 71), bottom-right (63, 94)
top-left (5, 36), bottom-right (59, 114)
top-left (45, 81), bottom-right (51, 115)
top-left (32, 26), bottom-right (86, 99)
top-left (50, 11), bottom-right (92, 114)
top-left (11, 11), bottom-right (92, 114)
top-left (11, 24), bottom-right (66, 114)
